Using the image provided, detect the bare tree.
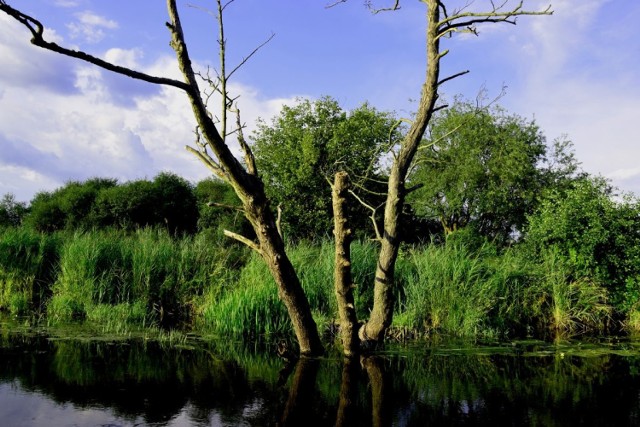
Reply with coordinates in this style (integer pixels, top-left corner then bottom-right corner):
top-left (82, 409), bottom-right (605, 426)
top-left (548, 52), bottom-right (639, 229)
top-left (0, 0), bottom-right (323, 356)
top-left (349, 0), bottom-right (553, 344)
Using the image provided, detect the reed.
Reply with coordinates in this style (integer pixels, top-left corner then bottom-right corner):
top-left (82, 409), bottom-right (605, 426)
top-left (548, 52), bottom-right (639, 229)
top-left (0, 228), bottom-right (60, 315)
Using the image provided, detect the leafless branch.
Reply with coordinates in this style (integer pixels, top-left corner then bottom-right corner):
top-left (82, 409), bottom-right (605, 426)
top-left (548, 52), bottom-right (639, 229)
top-left (235, 108), bottom-right (257, 175)
top-left (223, 229), bottom-right (262, 254)
top-left (365, 0), bottom-right (401, 14)
top-left (227, 32), bottom-right (275, 80)
top-left (348, 189), bottom-right (383, 241)
top-left (325, 0), bottom-right (348, 8)
top-left (276, 204), bottom-right (283, 239)
top-left (0, 2), bottom-right (190, 92)
top-left (438, 70), bottom-right (470, 87)
top-left (437, 1), bottom-right (553, 36)
top-left (185, 145), bottom-right (227, 180)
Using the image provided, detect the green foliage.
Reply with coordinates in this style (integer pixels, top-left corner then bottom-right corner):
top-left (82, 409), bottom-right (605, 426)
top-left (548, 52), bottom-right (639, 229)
top-left (395, 241), bottom-right (501, 336)
top-left (252, 97), bottom-right (398, 241)
top-left (25, 178), bottom-right (117, 232)
top-left (410, 99), bottom-right (577, 243)
top-left (47, 229), bottom-right (245, 326)
top-left (0, 193), bottom-right (28, 228)
top-left (525, 177), bottom-right (640, 312)
top-left (0, 228), bottom-right (60, 314)
top-left (393, 237), bottom-right (611, 338)
top-left (533, 249), bottom-right (611, 334)
top-left (194, 177), bottom-right (252, 241)
top-left (93, 173), bottom-right (197, 234)
top-left (24, 173), bottom-right (198, 235)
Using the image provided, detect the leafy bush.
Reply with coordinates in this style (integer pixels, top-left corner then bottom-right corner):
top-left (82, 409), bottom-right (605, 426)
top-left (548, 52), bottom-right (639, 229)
top-left (525, 177), bottom-right (640, 313)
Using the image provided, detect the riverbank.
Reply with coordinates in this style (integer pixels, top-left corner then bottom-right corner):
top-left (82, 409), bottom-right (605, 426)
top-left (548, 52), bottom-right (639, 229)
top-left (1, 226), bottom-right (630, 342)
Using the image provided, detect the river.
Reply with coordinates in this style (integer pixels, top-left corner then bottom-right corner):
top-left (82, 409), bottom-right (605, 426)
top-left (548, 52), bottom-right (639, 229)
top-left (1, 326), bottom-right (640, 426)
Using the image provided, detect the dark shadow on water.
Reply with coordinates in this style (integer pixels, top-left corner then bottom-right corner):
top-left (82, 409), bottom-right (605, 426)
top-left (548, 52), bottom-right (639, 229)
top-left (2, 331), bottom-right (640, 426)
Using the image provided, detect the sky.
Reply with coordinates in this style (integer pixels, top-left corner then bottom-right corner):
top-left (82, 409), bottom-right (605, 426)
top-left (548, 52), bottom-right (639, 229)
top-left (0, 0), bottom-right (639, 202)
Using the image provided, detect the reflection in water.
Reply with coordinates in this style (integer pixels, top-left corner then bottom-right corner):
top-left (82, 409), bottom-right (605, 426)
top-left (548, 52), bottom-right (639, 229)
top-left (2, 333), bottom-right (640, 426)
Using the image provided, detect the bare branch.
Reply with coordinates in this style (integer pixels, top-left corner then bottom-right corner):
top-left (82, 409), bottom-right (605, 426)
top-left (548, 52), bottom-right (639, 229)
top-left (365, 0), bottom-right (401, 14)
top-left (0, 2), bottom-right (190, 92)
top-left (227, 32), bottom-right (275, 80)
top-left (437, 1), bottom-right (553, 36)
top-left (325, 0), bottom-right (348, 8)
top-left (235, 108), bottom-right (257, 175)
top-left (276, 204), bottom-right (283, 239)
top-left (207, 201), bottom-right (244, 212)
top-left (185, 145), bottom-right (227, 180)
top-left (223, 229), bottom-right (262, 254)
top-left (438, 70), bottom-right (470, 87)
top-left (348, 189), bottom-right (383, 241)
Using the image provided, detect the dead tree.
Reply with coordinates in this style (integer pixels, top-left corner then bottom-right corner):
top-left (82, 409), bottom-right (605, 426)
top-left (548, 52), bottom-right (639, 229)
top-left (332, 171), bottom-right (359, 356)
top-left (0, 0), bottom-right (323, 356)
top-left (352, 0), bottom-right (553, 343)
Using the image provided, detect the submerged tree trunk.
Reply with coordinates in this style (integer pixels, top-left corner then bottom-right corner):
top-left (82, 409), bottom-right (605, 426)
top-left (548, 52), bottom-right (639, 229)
top-left (332, 171), bottom-right (359, 356)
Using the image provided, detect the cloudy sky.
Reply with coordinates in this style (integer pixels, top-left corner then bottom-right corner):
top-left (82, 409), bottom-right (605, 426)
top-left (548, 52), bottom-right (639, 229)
top-left (0, 0), bottom-right (638, 202)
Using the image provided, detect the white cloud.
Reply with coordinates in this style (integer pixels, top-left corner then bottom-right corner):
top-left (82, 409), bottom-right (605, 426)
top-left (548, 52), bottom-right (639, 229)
top-left (499, 0), bottom-right (640, 196)
top-left (67, 11), bottom-right (118, 43)
top-left (0, 31), bottom-right (300, 202)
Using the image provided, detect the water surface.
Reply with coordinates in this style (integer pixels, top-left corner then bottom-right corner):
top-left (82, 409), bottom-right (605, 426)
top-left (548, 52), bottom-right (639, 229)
top-left (2, 329), bottom-right (640, 426)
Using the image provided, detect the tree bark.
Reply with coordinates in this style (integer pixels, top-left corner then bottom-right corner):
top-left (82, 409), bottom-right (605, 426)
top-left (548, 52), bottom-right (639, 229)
top-left (332, 171), bottom-right (360, 356)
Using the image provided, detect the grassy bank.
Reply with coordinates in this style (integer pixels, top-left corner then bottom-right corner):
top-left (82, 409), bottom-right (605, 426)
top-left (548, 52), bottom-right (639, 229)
top-left (0, 227), bottom-right (620, 340)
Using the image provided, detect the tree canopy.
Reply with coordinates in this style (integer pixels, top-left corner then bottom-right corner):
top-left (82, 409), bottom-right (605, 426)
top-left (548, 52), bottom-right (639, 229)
top-left (410, 100), bottom-right (578, 243)
top-left (252, 97), bottom-right (398, 241)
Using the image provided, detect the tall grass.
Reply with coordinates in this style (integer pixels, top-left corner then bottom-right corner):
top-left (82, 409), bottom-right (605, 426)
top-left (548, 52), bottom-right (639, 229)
top-left (47, 229), bottom-right (245, 329)
top-left (393, 240), bottom-right (612, 338)
top-left (394, 242), bottom-right (501, 337)
top-left (1, 226), bottom-right (616, 340)
top-left (0, 228), bottom-right (60, 315)
top-left (199, 240), bottom-right (402, 338)
top-left (532, 249), bottom-right (611, 335)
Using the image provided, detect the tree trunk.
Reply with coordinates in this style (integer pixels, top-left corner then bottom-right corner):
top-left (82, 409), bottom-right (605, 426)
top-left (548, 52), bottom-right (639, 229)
top-left (167, 0), bottom-right (324, 357)
top-left (360, 0), bottom-right (442, 343)
top-left (241, 183), bottom-right (324, 356)
top-left (332, 171), bottom-right (359, 356)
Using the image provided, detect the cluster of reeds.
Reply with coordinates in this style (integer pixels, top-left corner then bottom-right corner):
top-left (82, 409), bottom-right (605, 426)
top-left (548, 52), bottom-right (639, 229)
top-left (0, 226), bottom-right (615, 339)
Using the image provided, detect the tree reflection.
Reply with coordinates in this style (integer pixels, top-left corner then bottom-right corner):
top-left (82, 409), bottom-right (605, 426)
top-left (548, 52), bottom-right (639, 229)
top-left (3, 331), bottom-right (640, 426)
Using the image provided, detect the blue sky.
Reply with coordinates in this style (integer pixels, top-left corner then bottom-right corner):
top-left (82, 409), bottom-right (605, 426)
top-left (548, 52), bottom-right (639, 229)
top-left (1, 0), bottom-right (639, 202)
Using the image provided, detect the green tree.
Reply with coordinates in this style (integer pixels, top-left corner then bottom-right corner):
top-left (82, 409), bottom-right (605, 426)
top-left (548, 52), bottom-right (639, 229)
top-left (24, 178), bottom-right (117, 232)
top-left (252, 97), bottom-right (396, 241)
top-left (92, 173), bottom-right (197, 234)
top-left (152, 172), bottom-right (198, 235)
top-left (525, 177), bottom-right (640, 311)
top-left (0, 193), bottom-right (28, 227)
top-left (409, 100), bottom-right (548, 242)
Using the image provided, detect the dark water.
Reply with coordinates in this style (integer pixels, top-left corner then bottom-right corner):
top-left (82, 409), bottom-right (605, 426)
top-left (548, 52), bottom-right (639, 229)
top-left (2, 330), bottom-right (640, 426)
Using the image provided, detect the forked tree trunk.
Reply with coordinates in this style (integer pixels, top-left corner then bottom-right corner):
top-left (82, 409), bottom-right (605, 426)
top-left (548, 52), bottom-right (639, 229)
top-left (332, 171), bottom-right (359, 356)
